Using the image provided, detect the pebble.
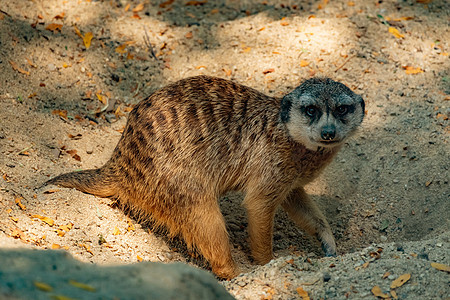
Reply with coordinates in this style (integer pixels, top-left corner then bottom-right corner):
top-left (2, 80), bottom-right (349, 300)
top-left (380, 235), bottom-right (388, 242)
top-left (323, 273), bottom-right (331, 282)
top-left (47, 63), bottom-right (56, 71)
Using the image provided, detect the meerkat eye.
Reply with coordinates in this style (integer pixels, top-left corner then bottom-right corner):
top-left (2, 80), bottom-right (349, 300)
top-left (336, 105), bottom-right (349, 115)
top-left (305, 106), bottom-right (318, 117)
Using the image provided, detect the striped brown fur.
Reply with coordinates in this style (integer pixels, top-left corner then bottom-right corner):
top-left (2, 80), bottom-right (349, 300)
top-left (46, 75), bottom-right (365, 278)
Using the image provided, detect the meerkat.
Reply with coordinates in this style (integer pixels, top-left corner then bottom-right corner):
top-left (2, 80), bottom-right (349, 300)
top-left (46, 75), bottom-right (365, 279)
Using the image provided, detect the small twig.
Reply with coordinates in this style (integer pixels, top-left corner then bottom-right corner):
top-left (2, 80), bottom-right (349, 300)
top-left (334, 54), bottom-right (355, 72)
top-left (0, 9), bottom-right (11, 17)
top-left (143, 26), bottom-right (157, 60)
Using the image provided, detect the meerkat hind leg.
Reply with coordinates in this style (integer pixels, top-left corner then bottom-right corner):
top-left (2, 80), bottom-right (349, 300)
top-left (182, 201), bottom-right (238, 279)
top-left (281, 188), bottom-right (337, 257)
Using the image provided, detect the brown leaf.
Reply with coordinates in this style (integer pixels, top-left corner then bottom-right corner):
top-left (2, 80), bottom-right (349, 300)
top-left (371, 286), bottom-right (390, 298)
top-left (160, 0), bottom-right (175, 8)
top-left (263, 68), bottom-right (275, 74)
top-left (390, 273), bottom-right (411, 289)
top-left (68, 133), bottom-right (82, 140)
top-left (185, 0), bottom-right (207, 6)
top-left (9, 61), bottom-right (30, 75)
top-left (185, 32), bottom-right (193, 39)
top-left (54, 12), bottom-right (65, 20)
top-left (45, 23), bottom-right (63, 32)
top-left (431, 262), bottom-right (450, 272)
top-left (52, 109), bottom-right (68, 119)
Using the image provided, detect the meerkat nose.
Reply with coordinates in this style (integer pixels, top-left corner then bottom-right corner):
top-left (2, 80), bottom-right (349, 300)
top-left (321, 124), bottom-right (336, 140)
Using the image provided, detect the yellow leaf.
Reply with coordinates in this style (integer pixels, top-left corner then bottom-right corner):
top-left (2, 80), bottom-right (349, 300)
top-left (431, 262), bottom-right (450, 272)
top-left (83, 32), bottom-right (93, 49)
top-left (73, 26), bottom-right (83, 38)
top-left (124, 3), bottom-right (130, 11)
top-left (371, 286), bottom-right (390, 298)
top-left (96, 93), bottom-right (106, 104)
top-left (404, 66), bottom-right (423, 75)
top-left (10, 216), bottom-right (18, 222)
top-left (34, 281), bottom-right (53, 292)
top-left (31, 215), bottom-right (55, 226)
top-left (242, 47), bottom-right (251, 53)
top-left (51, 244), bottom-right (61, 249)
top-left (300, 60), bottom-right (309, 67)
top-left (127, 220), bottom-right (135, 232)
top-left (132, 3), bottom-right (145, 12)
top-left (296, 287), bottom-right (310, 300)
top-left (390, 273), bottom-right (411, 289)
top-left (68, 280), bottom-right (96, 292)
top-left (348, 1), bottom-right (355, 6)
top-left (391, 290), bottom-right (398, 299)
top-left (388, 27), bottom-right (404, 38)
top-left (137, 255), bottom-right (143, 262)
top-left (51, 295), bottom-right (76, 300)
top-left (115, 44), bottom-right (127, 54)
top-left (62, 63), bottom-right (71, 68)
top-left (113, 226), bottom-right (121, 235)
top-left (15, 198), bottom-right (26, 210)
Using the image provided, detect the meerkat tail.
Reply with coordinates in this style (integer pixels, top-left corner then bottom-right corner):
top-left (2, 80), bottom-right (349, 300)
top-left (45, 167), bottom-right (117, 198)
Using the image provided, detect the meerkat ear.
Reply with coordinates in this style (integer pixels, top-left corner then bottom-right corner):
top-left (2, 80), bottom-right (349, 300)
top-left (354, 94), bottom-right (365, 120)
top-left (280, 95), bottom-right (293, 123)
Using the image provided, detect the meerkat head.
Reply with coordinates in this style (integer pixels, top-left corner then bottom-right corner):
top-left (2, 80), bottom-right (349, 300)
top-left (280, 78), bottom-right (365, 151)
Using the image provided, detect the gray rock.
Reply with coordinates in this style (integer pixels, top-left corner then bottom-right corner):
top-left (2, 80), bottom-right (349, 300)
top-left (0, 249), bottom-right (234, 300)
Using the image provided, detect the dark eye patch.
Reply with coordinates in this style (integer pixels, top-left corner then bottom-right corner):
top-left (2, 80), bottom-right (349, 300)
top-left (300, 105), bottom-right (322, 123)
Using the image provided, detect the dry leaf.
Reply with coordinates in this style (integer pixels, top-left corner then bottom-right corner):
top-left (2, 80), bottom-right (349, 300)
top-left (185, 32), bottom-right (193, 39)
top-left (160, 0), bottom-right (175, 8)
top-left (52, 109), bottom-right (68, 119)
top-left (263, 68), bottom-right (275, 74)
top-left (80, 243), bottom-right (93, 255)
top-left (300, 60), bottom-right (309, 67)
top-left (46, 23), bottom-right (63, 32)
top-left (115, 44), bottom-right (127, 54)
top-left (15, 198), bottom-right (26, 210)
top-left (242, 47), bottom-right (251, 53)
top-left (113, 227), bottom-right (121, 235)
top-left (31, 215), bottom-right (55, 226)
top-left (127, 220), bottom-right (135, 232)
top-left (210, 8), bottom-right (219, 14)
top-left (348, 1), bottom-right (355, 6)
top-left (83, 32), bottom-right (93, 49)
top-left (382, 271), bottom-right (391, 279)
top-left (124, 3), bottom-right (130, 11)
top-left (73, 26), bottom-right (83, 38)
top-left (137, 255), bottom-right (143, 262)
top-left (388, 27), bottom-right (404, 38)
top-left (223, 68), bottom-right (232, 76)
top-left (185, 0), bottom-right (207, 6)
top-left (404, 66), bottom-right (423, 75)
top-left (9, 61), bottom-right (30, 75)
top-left (69, 280), bottom-right (96, 292)
top-left (296, 287), bottom-right (310, 300)
top-left (390, 273), bottom-right (411, 289)
top-left (371, 286), bottom-right (390, 298)
top-left (51, 244), bottom-right (61, 249)
top-left (54, 12), bottom-right (65, 20)
top-left (431, 262), bottom-right (450, 272)
top-left (132, 3), bottom-right (145, 12)
top-left (34, 281), bottom-right (53, 292)
top-left (416, 0), bottom-right (433, 3)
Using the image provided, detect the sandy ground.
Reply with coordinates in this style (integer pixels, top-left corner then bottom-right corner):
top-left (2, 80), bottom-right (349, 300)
top-left (0, 0), bottom-right (448, 299)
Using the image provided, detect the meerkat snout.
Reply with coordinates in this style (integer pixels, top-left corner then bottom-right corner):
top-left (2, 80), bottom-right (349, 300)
top-left (280, 77), bottom-right (365, 150)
